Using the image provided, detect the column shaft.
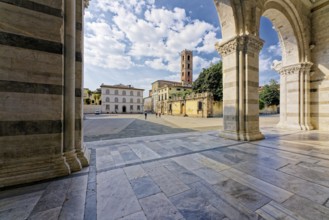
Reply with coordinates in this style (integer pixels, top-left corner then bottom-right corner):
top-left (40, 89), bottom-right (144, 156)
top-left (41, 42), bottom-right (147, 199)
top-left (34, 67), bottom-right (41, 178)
top-left (64, 0), bottom-right (82, 171)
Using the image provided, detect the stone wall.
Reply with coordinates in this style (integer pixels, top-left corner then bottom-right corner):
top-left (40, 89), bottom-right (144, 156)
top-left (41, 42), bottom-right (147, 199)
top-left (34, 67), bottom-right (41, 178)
top-left (310, 2), bottom-right (329, 131)
top-left (0, 0), bottom-right (89, 188)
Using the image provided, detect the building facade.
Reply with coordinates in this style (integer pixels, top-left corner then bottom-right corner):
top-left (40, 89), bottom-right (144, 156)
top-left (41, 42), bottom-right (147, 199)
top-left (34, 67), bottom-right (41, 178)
top-left (100, 84), bottom-right (144, 114)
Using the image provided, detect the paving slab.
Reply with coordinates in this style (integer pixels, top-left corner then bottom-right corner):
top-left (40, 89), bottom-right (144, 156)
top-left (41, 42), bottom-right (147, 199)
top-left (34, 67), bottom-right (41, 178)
top-left (139, 193), bottom-right (183, 220)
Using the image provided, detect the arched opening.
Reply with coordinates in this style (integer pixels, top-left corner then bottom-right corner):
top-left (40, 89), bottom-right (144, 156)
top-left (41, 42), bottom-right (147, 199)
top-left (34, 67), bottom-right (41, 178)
top-left (122, 106), bottom-right (126, 113)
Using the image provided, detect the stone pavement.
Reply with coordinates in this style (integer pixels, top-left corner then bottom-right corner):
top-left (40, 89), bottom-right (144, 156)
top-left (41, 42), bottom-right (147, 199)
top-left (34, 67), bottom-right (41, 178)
top-left (83, 114), bottom-right (279, 142)
top-left (1, 127), bottom-right (329, 220)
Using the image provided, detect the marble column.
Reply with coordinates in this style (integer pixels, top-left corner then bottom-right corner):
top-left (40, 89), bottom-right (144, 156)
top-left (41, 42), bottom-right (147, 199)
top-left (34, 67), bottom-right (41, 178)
top-left (63, 0), bottom-right (82, 172)
top-left (277, 63), bottom-right (313, 130)
top-left (75, 0), bottom-right (90, 167)
top-left (216, 35), bottom-right (264, 141)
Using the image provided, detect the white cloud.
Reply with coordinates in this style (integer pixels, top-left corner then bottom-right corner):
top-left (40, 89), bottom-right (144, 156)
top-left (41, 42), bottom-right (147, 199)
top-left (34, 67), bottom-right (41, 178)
top-left (267, 43), bottom-right (282, 57)
top-left (85, 0), bottom-right (221, 73)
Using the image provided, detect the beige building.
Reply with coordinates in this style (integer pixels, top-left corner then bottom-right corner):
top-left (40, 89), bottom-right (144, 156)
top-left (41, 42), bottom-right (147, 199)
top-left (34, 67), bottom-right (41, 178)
top-left (101, 84), bottom-right (144, 114)
top-left (168, 92), bottom-right (223, 117)
top-left (1, 0), bottom-right (329, 187)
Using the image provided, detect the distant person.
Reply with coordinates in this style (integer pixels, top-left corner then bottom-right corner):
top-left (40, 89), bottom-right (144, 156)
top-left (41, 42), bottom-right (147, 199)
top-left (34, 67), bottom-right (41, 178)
top-left (144, 112), bottom-right (147, 120)
top-left (155, 112), bottom-right (158, 118)
top-left (159, 113), bottom-right (161, 118)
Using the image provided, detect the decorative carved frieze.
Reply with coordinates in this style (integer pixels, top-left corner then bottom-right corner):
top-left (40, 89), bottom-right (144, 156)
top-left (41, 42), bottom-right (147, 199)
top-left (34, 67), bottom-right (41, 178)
top-left (84, 0), bottom-right (90, 8)
top-left (215, 35), bottom-right (264, 57)
top-left (278, 62), bottom-right (313, 75)
top-left (215, 38), bottom-right (239, 56)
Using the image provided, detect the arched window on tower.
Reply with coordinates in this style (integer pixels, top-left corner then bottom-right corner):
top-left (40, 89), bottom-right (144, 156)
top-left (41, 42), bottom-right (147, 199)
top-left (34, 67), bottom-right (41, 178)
top-left (187, 55), bottom-right (190, 61)
top-left (182, 72), bottom-right (184, 77)
top-left (188, 64), bottom-right (190, 69)
top-left (188, 72), bottom-right (190, 77)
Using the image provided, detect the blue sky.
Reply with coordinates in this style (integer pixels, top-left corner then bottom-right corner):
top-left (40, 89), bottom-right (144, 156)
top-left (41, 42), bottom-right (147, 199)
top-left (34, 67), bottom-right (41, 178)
top-left (84, 0), bottom-right (281, 94)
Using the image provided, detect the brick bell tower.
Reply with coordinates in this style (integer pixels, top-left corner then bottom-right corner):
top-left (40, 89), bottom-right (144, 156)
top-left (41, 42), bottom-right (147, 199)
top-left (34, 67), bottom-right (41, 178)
top-left (181, 49), bottom-right (193, 85)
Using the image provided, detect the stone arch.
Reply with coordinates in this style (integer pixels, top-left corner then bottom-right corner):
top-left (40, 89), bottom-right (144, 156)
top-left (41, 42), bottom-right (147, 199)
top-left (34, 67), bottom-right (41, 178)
top-left (213, 0), bottom-right (238, 40)
top-left (261, 0), bottom-right (309, 65)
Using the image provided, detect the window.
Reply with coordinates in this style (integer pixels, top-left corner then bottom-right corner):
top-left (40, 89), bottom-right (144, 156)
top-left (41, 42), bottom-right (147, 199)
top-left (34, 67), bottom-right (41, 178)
top-left (158, 96), bottom-right (160, 101)
top-left (161, 95), bottom-right (163, 100)
top-left (198, 101), bottom-right (202, 111)
top-left (130, 98), bottom-right (133, 103)
top-left (130, 105), bottom-right (133, 110)
top-left (123, 98), bottom-right (126, 103)
top-left (115, 105), bottom-right (118, 110)
top-left (137, 105), bottom-right (140, 111)
top-left (182, 72), bottom-right (184, 77)
top-left (137, 91), bottom-right (141, 96)
top-left (122, 90), bottom-right (126, 95)
top-left (165, 94), bottom-right (167, 100)
top-left (130, 91), bottom-right (133, 96)
top-left (115, 90), bottom-right (118, 95)
top-left (106, 89), bottom-right (109, 95)
top-left (188, 72), bottom-right (190, 77)
top-left (188, 64), bottom-right (190, 69)
top-left (182, 55), bottom-right (184, 60)
top-left (137, 99), bottom-right (140, 103)
top-left (106, 105), bottom-right (110, 110)
top-left (115, 97), bottom-right (118, 102)
top-left (182, 64), bottom-right (184, 68)
top-left (169, 104), bottom-right (172, 111)
top-left (106, 97), bottom-right (110, 102)
top-left (177, 88), bottom-right (181, 91)
top-left (188, 55), bottom-right (190, 61)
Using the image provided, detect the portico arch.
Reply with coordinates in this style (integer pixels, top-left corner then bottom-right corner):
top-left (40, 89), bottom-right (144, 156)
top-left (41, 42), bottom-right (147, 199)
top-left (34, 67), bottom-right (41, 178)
top-left (261, 1), bottom-right (313, 130)
top-left (214, 0), bottom-right (314, 140)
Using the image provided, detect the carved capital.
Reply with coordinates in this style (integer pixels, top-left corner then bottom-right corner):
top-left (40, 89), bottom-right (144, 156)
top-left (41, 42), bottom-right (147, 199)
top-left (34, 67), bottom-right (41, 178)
top-left (215, 35), bottom-right (264, 57)
top-left (278, 62), bottom-right (313, 76)
top-left (215, 38), bottom-right (239, 57)
top-left (84, 0), bottom-right (90, 8)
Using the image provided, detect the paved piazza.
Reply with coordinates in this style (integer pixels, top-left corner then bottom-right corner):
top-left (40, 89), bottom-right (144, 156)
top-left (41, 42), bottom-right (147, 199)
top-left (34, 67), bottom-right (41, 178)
top-left (1, 115), bottom-right (329, 220)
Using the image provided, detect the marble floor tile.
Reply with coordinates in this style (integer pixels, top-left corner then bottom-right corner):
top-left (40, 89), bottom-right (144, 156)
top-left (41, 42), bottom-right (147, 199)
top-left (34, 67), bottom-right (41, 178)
top-left (192, 167), bottom-right (228, 185)
top-left (280, 164), bottom-right (329, 187)
top-left (129, 143), bottom-right (161, 161)
top-left (234, 162), bottom-right (329, 204)
top-left (221, 168), bottom-right (293, 203)
top-left (170, 187), bottom-right (227, 220)
top-left (164, 160), bottom-right (201, 184)
top-left (212, 179), bottom-right (271, 212)
top-left (139, 193), bottom-right (183, 220)
top-left (146, 165), bottom-right (190, 197)
top-left (129, 176), bottom-right (161, 199)
top-left (28, 207), bottom-right (62, 220)
top-left (256, 201), bottom-right (306, 220)
top-left (97, 169), bottom-right (141, 220)
top-left (283, 195), bottom-right (329, 220)
top-left (119, 211), bottom-right (147, 220)
top-left (123, 165), bottom-right (147, 180)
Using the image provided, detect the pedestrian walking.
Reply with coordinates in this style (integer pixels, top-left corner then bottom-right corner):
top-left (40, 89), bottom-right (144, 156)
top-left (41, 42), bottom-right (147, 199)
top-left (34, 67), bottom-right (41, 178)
top-left (144, 112), bottom-right (147, 120)
top-left (159, 113), bottom-right (161, 118)
top-left (155, 112), bottom-right (158, 118)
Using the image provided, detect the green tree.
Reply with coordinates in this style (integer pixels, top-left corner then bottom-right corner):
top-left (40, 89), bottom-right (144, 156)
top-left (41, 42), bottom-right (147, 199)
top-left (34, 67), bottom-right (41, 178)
top-left (192, 61), bottom-right (223, 101)
top-left (259, 79), bottom-right (280, 107)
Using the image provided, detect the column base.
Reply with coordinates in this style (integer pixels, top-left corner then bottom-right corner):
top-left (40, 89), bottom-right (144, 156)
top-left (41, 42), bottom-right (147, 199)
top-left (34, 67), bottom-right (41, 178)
top-left (276, 122), bottom-right (314, 131)
top-left (219, 130), bottom-right (264, 141)
top-left (0, 155), bottom-right (70, 188)
top-left (64, 151), bottom-right (82, 172)
top-left (76, 144), bottom-right (90, 167)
